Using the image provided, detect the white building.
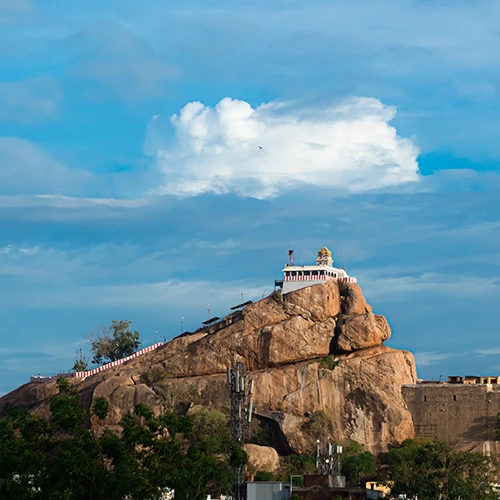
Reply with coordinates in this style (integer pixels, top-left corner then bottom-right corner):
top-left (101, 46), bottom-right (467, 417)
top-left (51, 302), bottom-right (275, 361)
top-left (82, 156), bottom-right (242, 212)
top-left (281, 246), bottom-right (356, 294)
top-left (247, 481), bottom-right (290, 500)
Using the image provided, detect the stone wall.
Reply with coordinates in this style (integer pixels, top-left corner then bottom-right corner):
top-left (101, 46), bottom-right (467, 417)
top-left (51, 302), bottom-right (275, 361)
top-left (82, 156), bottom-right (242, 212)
top-left (402, 383), bottom-right (500, 443)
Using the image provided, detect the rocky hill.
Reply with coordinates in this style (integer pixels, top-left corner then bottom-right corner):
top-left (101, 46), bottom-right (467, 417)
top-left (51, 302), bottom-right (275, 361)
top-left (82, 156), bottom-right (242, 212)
top-left (0, 281), bottom-right (417, 454)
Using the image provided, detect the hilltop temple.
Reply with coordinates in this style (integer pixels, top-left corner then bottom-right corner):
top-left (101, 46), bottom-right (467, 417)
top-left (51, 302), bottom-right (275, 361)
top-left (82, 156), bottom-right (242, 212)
top-left (278, 246), bottom-right (356, 294)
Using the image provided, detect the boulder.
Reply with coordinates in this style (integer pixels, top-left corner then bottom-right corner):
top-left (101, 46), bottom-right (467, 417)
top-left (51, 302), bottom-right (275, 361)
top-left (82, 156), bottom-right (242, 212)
top-left (244, 444), bottom-right (280, 480)
top-left (332, 313), bottom-right (391, 354)
top-left (283, 281), bottom-right (341, 321)
top-left (339, 283), bottom-right (372, 315)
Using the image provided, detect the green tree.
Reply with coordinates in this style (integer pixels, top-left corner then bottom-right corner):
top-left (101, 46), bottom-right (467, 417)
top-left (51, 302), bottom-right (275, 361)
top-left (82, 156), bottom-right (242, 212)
top-left (72, 349), bottom-right (89, 372)
top-left (278, 453), bottom-right (316, 482)
top-left (0, 398), bottom-right (235, 500)
top-left (0, 410), bottom-right (52, 499)
top-left (254, 470), bottom-right (275, 481)
top-left (72, 358), bottom-right (88, 372)
top-left (91, 320), bottom-right (141, 364)
top-left (341, 442), bottom-right (375, 486)
top-left (91, 397), bottom-right (110, 421)
top-left (49, 378), bottom-right (85, 431)
top-left (381, 438), bottom-right (499, 500)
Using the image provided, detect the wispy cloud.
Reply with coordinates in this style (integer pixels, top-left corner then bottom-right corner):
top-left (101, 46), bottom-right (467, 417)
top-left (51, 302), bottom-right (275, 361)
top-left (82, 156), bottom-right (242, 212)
top-left (0, 279), bottom-right (268, 311)
top-left (475, 348), bottom-right (500, 356)
top-left (0, 0), bottom-right (33, 14)
top-left (0, 195), bottom-right (150, 209)
top-left (414, 351), bottom-right (458, 367)
top-left (362, 273), bottom-right (500, 301)
top-left (0, 77), bottom-right (61, 123)
top-left (64, 22), bottom-right (177, 101)
top-left (0, 138), bottom-right (94, 196)
top-left (0, 340), bottom-right (83, 377)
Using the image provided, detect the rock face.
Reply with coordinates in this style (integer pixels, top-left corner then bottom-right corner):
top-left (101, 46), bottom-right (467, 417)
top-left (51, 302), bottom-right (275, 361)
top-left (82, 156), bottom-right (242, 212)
top-left (0, 281), bottom-right (417, 455)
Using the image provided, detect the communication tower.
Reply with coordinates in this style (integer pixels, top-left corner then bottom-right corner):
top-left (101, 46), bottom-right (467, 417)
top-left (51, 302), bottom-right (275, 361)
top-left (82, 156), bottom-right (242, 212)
top-left (316, 438), bottom-right (343, 476)
top-left (226, 361), bottom-right (254, 500)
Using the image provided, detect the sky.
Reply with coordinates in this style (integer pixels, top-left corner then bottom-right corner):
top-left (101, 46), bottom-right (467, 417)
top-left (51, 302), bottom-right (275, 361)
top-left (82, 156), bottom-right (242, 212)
top-left (1, 0), bottom-right (500, 396)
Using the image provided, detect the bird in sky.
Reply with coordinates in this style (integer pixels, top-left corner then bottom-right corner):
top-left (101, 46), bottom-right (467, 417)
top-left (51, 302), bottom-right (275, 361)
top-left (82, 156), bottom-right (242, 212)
top-left (258, 145), bottom-right (263, 149)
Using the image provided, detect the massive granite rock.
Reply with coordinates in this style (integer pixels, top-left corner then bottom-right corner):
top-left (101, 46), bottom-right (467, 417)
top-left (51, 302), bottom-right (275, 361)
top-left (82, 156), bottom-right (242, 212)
top-left (333, 313), bottom-right (391, 354)
top-left (0, 281), bottom-right (417, 454)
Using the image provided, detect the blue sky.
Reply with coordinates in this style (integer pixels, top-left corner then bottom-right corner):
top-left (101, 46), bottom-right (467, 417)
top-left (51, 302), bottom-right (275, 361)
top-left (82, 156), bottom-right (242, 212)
top-left (1, 0), bottom-right (500, 395)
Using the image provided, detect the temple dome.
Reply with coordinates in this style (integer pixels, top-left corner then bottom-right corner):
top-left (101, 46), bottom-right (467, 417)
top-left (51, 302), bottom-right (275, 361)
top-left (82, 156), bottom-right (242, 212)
top-left (317, 246), bottom-right (332, 258)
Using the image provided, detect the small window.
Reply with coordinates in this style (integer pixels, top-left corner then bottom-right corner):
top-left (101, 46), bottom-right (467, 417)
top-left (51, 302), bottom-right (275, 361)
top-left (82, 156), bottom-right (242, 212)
top-left (424, 395), bottom-right (427, 402)
top-left (312, 270), bottom-right (318, 276)
top-left (453, 395), bottom-right (457, 401)
top-left (304, 271), bottom-right (310, 276)
top-left (292, 271), bottom-right (297, 277)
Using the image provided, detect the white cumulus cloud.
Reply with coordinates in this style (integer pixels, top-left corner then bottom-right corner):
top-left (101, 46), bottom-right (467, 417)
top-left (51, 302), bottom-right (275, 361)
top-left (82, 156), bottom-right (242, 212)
top-left (145, 97), bottom-right (420, 198)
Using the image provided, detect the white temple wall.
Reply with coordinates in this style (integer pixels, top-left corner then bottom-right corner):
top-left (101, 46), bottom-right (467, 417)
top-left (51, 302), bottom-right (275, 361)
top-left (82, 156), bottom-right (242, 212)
top-left (282, 280), bottom-right (324, 294)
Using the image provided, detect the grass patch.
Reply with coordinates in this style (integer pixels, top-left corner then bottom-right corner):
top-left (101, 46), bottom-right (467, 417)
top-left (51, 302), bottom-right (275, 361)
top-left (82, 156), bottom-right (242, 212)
top-left (311, 356), bottom-right (340, 370)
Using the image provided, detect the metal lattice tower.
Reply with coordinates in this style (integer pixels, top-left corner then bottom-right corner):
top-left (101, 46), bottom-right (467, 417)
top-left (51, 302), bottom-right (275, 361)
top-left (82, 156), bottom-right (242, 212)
top-left (226, 361), bottom-right (254, 500)
top-left (316, 438), bottom-right (342, 476)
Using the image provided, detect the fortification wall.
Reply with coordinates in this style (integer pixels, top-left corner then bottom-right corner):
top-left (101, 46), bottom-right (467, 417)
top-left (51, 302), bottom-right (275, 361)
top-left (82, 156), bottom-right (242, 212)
top-left (402, 384), bottom-right (500, 443)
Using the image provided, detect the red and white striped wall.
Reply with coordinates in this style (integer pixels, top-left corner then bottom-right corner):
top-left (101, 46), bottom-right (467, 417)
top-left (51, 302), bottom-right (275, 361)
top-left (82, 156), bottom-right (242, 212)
top-left (283, 275), bottom-right (357, 283)
top-left (338, 277), bottom-right (357, 283)
top-left (30, 342), bottom-right (164, 383)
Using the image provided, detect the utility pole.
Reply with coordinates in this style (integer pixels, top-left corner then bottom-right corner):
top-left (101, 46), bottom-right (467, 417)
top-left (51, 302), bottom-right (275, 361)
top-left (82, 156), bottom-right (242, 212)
top-left (226, 361), bottom-right (254, 500)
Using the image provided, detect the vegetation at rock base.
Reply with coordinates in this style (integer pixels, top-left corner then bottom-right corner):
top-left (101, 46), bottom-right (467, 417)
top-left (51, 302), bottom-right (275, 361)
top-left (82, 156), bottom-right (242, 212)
top-left (340, 442), bottom-right (375, 487)
top-left (0, 379), bottom-right (236, 500)
top-left (90, 319), bottom-right (141, 364)
top-left (380, 438), bottom-right (499, 500)
top-left (254, 470), bottom-right (275, 481)
top-left (301, 410), bottom-right (333, 440)
top-left (277, 453), bottom-right (316, 482)
top-left (2, 380), bottom-right (498, 500)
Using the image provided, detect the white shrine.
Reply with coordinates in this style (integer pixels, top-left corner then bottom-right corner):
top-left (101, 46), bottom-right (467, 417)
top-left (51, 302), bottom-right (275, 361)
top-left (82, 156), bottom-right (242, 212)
top-left (281, 246), bottom-right (356, 294)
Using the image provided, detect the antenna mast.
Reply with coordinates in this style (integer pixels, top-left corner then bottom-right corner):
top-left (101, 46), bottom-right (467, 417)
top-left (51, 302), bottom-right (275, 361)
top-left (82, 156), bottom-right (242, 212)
top-left (226, 361), bottom-right (254, 500)
top-left (316, 438), bottom-right (343, 477)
